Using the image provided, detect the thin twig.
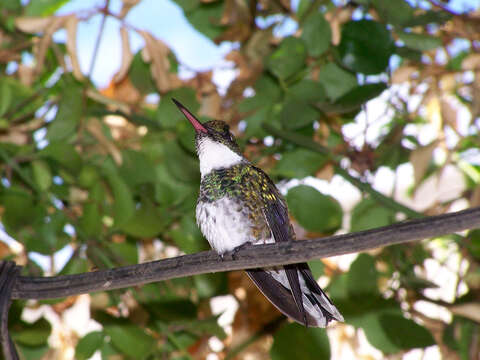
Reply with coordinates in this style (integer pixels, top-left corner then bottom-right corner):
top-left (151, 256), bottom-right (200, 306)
top-left (88, 0), bottom-right (110, 78)
top-left (10, 206), bottom-right (480, 300)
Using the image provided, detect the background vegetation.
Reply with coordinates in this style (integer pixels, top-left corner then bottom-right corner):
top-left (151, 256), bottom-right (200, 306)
top-left (1, 0), bottom-right (479, 358)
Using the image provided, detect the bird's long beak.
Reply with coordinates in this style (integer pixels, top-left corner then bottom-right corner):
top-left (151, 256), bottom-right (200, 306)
top-left (172, 98), bottom-right (208, 134)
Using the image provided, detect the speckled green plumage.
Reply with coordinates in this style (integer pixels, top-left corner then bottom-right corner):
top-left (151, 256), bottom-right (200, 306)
top-left (199, 163), bottom-right (294, 241)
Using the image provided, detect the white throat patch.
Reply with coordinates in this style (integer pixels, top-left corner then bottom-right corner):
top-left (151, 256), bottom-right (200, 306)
top-left (198, 137), bottom-right (243, 177)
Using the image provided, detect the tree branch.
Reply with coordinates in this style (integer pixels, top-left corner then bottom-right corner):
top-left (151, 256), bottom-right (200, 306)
top-left (10, 206), bottom-right (480, 300)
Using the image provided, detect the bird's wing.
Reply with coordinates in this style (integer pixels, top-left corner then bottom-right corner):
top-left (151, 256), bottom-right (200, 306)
top-left (251, 167), bottom-right (307, 324)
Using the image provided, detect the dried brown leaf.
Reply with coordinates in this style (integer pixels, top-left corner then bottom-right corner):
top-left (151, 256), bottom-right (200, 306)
top-left (225, 50), bottom-right (253, 81)
top-left (450, 303), bottom-right (480, 323)
top-left (440, 97), bottom-right (457, 130)
top-left (86, 118), bottom-right (123, 165)
top-left (461, 53), bottom-right (480, 70)
top-left (65, 15), bottom-right (84, 80)
top-left (15, 17), bottom-right (54, 33)
top-left (392, 66), bottom-right (417, 84)
top-left (325, 7), bottom-right (353, 45)
top-left (32, 16), bottom-right (67, 76)
top-left (316, 163), bottom-right (334, 181)
top-left (139, 31), bottom-right (171, 93)
top-left (410, 141), bottom-right (437, 186)
top-left (199, 93), bottom-right (221, 119)
top-left (18, 64), bottom-right (35, 86)
top-left (119, 0), bottom-right (141, 19)
top-left (0, 131), bottom-right (28, 145)
top-left (114, 27), bottom-right (134, 83)
top-left (470, 186), bottom-right (480, 207)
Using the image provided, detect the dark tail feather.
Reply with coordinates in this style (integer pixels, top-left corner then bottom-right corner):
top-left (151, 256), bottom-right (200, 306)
top-left (246, 265), bottom-right (344, 327)
top-left (246, 268), bottom-right (315, 326)
top-left (284, 264), bottom-right (308, 326)
top-left (298, 264), bottom-right (344, 323)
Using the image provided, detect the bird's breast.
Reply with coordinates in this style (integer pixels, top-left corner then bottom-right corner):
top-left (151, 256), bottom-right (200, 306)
top-left (196, 196), bottom-right (272, 255)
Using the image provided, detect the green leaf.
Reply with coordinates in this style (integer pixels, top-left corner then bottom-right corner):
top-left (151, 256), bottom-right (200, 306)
top-left (104, 325), bottom-right (155, 359)
top-left (243, 106), bottom-right (273, 138)
top-left (403, 10), bottom-right (451, 27)
top-left (347, 253), bottom-right (379, 298)
top-left (318, 62), bottom-right (357, 101)
top-left (12, 318), bottom-right (51, 346)
top-left (286, 185), bottom-right (342, 233)
top-left (274, 148), bottom-right (327, 178)
top-left (120, 200), bottom-right (169, 238)
top-left (184, 2), bottom-right (225, 39)
top-left (32, 160), bottom-right (52, 191)
top-left (335, 83), bottom-right (387, 109)
top-left (350, 197), bottom-right (396, 232)
top-left (371, 0), bottom-right (415, 26)
top-left (380, 314), bottom-right (435, 350)
top-left (154, 163), bottom-right (197, 207)
top-left (164, 140), bottom-right (200, 184)
top-left (119, 149), bottom-right (156, 187)
top-left (267, 37), bottom-right (307, 80)
top-left (308, 260), bottom-right (325, 278)
top-left (28, 210), bottom-right (69, 254)
top-left (271, 323), bottom-right (330, 360)
top-left (156, 87), bottom-right (199, 128)
top-left (16, 345), bottom-right (49, 360)
top-left (129, 51), bottom-right (157, 94)
top-left (288, 79), bottom-right (326, 103)
top-left (75, 331), bottom-right (105, 360)
top-left (104, 172), bottom-right (135, 226)
top-left (47, 78), bottom-right (83, 141)
top-left (78, 165), bottom-right (100, 188)
top-left (301, 13), bottom-right (331, 57)
top-left (397, 32), bottom-right (442, 51)
top-left (25, 0), bottom-right (70, 16)
top-left (168, 214), bottom-right (207, 253)
top-left (395, 45), bottom-right (422, 62)
top-left (355, 312), bottom-right (401, 353)
top-left (338, 20), bottom-right (394, 74)
top-left (59, 256), bottom-right (88, 275)
top-left (177, 317), bottom-right (227, 340)
top-left (238, 75), bottom-right (281, 113)
top-left (2, 187), bottom-right (36, 232)
top-left (280, 97), bottom-right (319, 129)
top-left (468, 229), bottom-right (480, 260)
top-left (0, 77), bottom-right (12, 116)
top-left (40, 142), bottom-right (82, 174)
top-left (106, 241), bottom-right (138, 265)
top-left (193, 273), bottom-right (228, 298)
top-left (0, 0), bottom-right (21, 11)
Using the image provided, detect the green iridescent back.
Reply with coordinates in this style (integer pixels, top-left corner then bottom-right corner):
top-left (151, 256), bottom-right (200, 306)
top-left (199, 163), bottom-right (294, 241)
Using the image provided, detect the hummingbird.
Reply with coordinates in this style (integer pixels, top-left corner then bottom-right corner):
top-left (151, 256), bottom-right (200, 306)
top-left (172, 99), bottom-right (343, 327)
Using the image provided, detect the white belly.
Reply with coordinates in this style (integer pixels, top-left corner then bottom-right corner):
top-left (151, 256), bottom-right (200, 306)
top-left (196, 197), bottom-right (271, 255)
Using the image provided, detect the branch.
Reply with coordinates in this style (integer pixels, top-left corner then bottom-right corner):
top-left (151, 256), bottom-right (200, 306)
top-left (10, 206), bottom-right (480, 300)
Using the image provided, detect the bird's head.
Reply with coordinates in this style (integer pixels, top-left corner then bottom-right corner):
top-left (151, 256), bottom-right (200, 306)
top-left (172, 98), bottom-right (245, 176)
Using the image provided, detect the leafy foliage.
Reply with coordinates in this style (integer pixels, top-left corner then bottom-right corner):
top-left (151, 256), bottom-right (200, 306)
top-left (0, 0), bottom-right (479, 359)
